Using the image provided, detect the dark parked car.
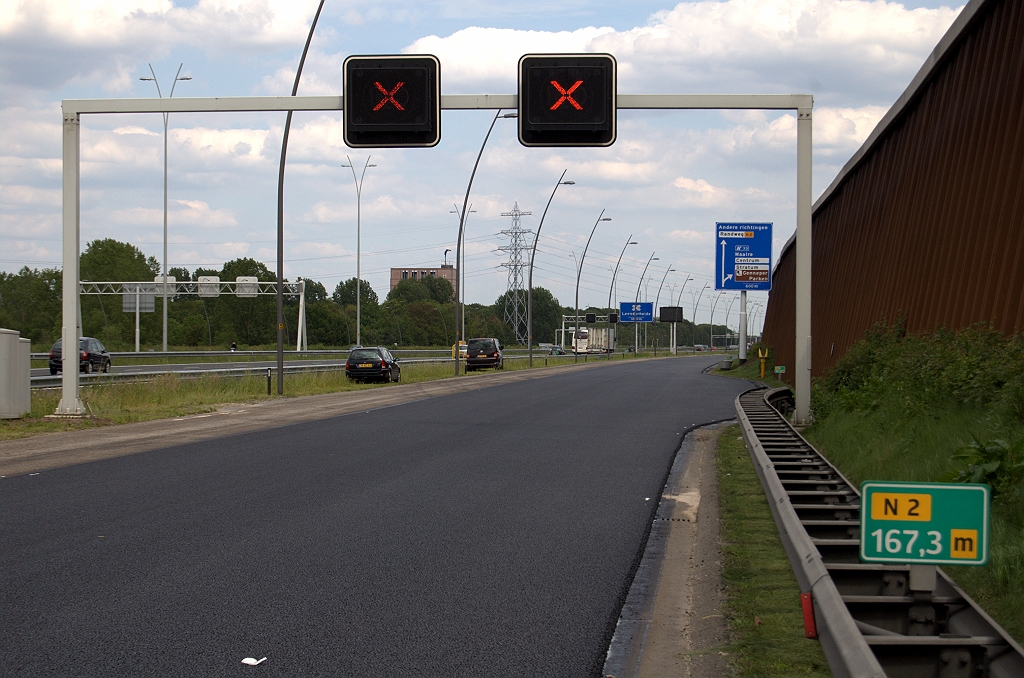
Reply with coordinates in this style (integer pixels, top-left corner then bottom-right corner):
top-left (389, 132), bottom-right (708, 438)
top-left (345, 346), bottom-right (401, 383)
top-left (466, 337), bottom-right (503, 371)
top-left (48, 337), bottom-right (111, 374)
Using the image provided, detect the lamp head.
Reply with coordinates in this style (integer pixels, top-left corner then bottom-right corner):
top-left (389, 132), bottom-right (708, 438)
top-left (600, 217), bottom-right (612, 221)
top-left (139, 77), bottom-right (154, 81)
top-left (628, 241), bottom-right (637, 245)
top-left (502, 113), bottom-right (518, 118)
top-left (561, 180), bottom-right (575, 185)
top-left (177, 76), bottom-right (192, 81)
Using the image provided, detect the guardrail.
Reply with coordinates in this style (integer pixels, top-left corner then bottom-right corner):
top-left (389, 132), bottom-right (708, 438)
top-left (735, 387), bottom-right (1024, 678)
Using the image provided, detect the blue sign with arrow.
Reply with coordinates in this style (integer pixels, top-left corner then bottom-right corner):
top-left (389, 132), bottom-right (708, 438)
top-left (619, 302), bottom-right (654, 322)
top-left (715, 222), bottom-right (772, 291)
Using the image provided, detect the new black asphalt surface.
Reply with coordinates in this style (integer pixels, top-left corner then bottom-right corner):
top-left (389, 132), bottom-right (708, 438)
top-left (3, 357), bottom-right (753, 677)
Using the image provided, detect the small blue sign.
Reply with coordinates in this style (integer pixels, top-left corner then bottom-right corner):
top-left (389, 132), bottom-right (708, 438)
top-left (619, 302), bottom-right (654, 322)
top-left (715, 222), bottom-right (772, 291)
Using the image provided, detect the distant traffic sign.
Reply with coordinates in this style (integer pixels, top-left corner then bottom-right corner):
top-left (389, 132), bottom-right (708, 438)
top-left (518, 54), bottom-right (616, 147)
top-left (715, 222), bottom-right (772, 291)
top-left (619, 302), bottom-right (653, 322)
top-left (774, 365), bottom-right (786, 374)
top-left (343, 55), bottom-right (440, 148)
top-left (860, 482), bottom-right (990, 565)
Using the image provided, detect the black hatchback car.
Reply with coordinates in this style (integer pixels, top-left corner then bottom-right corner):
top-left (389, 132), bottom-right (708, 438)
top-left (466, 337), bottom-right (503, 371)
top-left (345, 346), bottom-right (401, 383)
top-left (49, 337), bottom-right (112, 374)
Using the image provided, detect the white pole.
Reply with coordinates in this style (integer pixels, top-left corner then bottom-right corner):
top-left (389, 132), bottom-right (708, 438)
top-left (135, 286), bottom-right (141, 352)
top-left (794, 104), bottom-right (813, 424)
top-left (297, 280), bottom-right (306, 351)
top-left (739, 290), bottom-right (748, 360)
top-left (57, 109), bottom-right (84, 415)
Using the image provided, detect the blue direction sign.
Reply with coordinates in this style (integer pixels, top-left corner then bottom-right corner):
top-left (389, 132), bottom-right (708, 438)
top-left (619, 302), bottom-right (653, 322)
top-left (715, 222), bottom-right (772, 291)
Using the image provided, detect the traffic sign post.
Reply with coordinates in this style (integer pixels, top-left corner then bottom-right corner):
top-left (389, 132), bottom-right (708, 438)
top-left (518, 54), bottom-right (616, 147)
top-left (619, 302), bottom-right (653, 323)
top-left (715, 222), bottom-right (772, 291)
top-left (343, 55), bottom-right (440, 148)
top-left (860, 481), bottom-right (990, 565)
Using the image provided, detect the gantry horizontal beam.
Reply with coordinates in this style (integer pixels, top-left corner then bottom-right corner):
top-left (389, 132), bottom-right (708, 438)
top-left (63, 93), bottom-right (813, 115)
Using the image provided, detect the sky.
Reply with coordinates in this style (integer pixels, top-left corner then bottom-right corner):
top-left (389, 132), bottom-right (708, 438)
top-left (0, 0), bottom-right (965, 334)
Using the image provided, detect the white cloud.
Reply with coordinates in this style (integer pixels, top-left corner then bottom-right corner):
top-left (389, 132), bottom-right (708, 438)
top-left (405, 0), bottom-right (961, 106)
top-left (113, 126), bottom-right (160, 136)
top-left (0, 0), bottom-right (321, 92)
top-left (405, 25), bottom-right (616, 92)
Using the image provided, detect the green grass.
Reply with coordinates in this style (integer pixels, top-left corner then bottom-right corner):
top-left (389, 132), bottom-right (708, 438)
top-left (2, 362), bottom-right (456, 440)
top-left (800, 322), bottom-right (1024, 643)
top-left (716, 424), bottom-right (831, 676)
top-left (804, 408), bottom-right (1024, 643)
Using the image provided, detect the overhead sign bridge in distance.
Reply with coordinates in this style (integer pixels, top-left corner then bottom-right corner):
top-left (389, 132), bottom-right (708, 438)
top-left (715, 222), bottom-right (772, 291)
top-left (343, 55), bottom-right (441, 148)
top-left (518, 54), bottom-right (616, 147)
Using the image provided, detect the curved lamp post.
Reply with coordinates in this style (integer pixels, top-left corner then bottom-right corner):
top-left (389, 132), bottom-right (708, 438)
top-left (272, 0), bottom-right (326, 394)
top-left (573, 210), bottom-right (611, 362)
top-left (634, 253), bottom-right (658, 354)
top-left (454, 110), bottom-right (517, 375)
top-left (140, 63), bottom-right (191, 352)
top-left (451, 204), bottom-right (476, 343)
top-left (527, 170), bottom-right (574, 366)
top-left (340, 155), bottom-right (376, 347)
top-left (607, 236), bottom-right (637, 350)
top-left (709, 291), bottom-right (723, 351)
top-left (690, 283), bottom-right (709, 353)
top-left (653, 264), bottom-right (675, 350)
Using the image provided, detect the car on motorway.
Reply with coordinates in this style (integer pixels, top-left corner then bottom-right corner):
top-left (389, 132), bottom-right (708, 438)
top-left (547, 345), bottom-right (567, 355)
top-left (465, 337), bottom-right (503, 371)
top-left (48, 337), bottom-right (112, 374)
top-left (345, 346), bottom-right (401, 383)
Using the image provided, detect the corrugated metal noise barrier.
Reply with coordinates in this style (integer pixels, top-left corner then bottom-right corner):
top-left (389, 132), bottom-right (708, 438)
top-left (735, 387), bottom-right (1024, 678)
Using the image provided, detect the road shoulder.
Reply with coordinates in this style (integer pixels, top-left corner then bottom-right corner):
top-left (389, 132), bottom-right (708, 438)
top-left (604, 424), bottom-right (730, 678)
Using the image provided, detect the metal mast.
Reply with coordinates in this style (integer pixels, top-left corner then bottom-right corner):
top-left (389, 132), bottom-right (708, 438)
top-left (498, 202), bottom-right (532, 345)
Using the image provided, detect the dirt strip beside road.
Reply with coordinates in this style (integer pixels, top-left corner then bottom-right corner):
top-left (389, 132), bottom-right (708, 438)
top-left (635, 426), bottom-right (730, 677)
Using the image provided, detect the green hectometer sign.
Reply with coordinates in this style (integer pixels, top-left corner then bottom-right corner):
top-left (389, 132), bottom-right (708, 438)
top-left (860, 481), bottom-right (990, 565)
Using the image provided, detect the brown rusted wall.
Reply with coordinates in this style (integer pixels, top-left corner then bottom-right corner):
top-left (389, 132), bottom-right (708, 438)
top-left (763, 0), bottom-right (1024, 381)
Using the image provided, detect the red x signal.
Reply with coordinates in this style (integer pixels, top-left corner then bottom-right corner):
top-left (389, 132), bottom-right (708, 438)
top-left (373, 81), bottom-right (406, 111)
top-left (549, 80), bottom-right (583, 111)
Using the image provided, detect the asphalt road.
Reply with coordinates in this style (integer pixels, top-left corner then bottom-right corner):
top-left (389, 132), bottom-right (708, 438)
top-left (3, 357), bottom-right (753, 677)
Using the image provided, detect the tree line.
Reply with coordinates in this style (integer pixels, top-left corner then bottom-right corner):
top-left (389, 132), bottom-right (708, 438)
top-left (0, 239), bottom-right (735, 351)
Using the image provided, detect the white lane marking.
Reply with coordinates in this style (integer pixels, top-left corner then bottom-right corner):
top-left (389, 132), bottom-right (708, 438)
top-left (241, 657), bottom-right (267, 665)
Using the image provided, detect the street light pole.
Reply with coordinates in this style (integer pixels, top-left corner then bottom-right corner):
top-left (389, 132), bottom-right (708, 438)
top-left (634, 253), bottom-right (658, 355)
top-left (691, 283), bottom-right (709, 353)
top-left (653, 264), bottom-right (675, 351)
top-left (573, 210), bottom-right (610, 363)
top-left (607, 236), bottom-right (637, 352)
top-left (709, 291), bottom-right (723, 351)
top-left (341, 155), bottom-right (376, 347)
top-left (455, 110), bottom-right (517, 376)
top-left (140, 63), bottom-right (190, 352)
top-left (527, 170), bottom-right (574, 367)
top-left (451, 204), bottom-right (475, 345)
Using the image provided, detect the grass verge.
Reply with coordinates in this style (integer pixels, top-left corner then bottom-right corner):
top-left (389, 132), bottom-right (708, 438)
top-left (717, 423), bottom-right (831, 676)
top-left (804, 408), bottom-right (1024, 643)
top-left (2, 362), bottom-right (456, 441)
top-left (4, 352), bottom-right (667, 441)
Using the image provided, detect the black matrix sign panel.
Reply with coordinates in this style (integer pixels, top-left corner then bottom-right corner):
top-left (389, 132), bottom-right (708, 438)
top-left (344, 55), bottom-right (440, 148)
top-left (518, 54), bottom-right (616, 147)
